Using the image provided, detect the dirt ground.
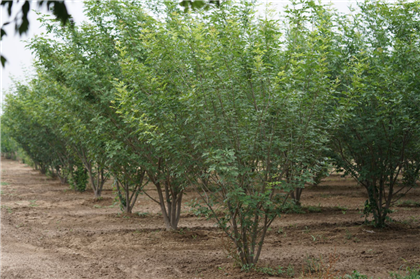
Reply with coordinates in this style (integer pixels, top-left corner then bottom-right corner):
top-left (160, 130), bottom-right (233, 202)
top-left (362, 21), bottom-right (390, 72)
top-left (1, 157), bottom-right (419, 279)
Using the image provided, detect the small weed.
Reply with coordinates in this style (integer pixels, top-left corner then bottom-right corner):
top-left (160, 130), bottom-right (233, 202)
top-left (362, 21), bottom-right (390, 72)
top-left (186, 198), bottom-right (212, 218)
top-left (311, 235), bottom-right (317, 242)
top-left (135, 211), bottom-right (149, 217)
top-left (93, 204), bottom-right (102, 208)
top-left (302, 250), bottom-right (342, 278)
top-left (29, 200), bottom-right (38, 207)
top-left (396, 200), bottom-right (420, 208)
top-left (303, 226), bottom-right (311, 234)
top-left (390, 263), bottom-right (420, 279)
top-left (256, 265), bottom-right (285, 276)
top-left (345, 229), bottom-right (352, 240)
top-left (178, 228), bottom-right (185, 235)
top-left (342, 270), bottom-right (370, 278)
top-left (333, 205), bottom-right (348, 214)
top-left (286, 264), bottom-right (295, 278)
top-left (1, 182), bottom-right (9, 186)
top-left (0, 190), bottom-right (16, 197)
top-left (401, 216), bottom-right (419, 225)
top-left (307, 204), bottom-right (322, 213)
top-left (276, 227), bottom-right (287, 237)
top-left (108, 201), bottom-right (118, 208)
top-left (257, 264), bottom-right (293, 277)
top-left (304, 254), bottom-right (322, 273)
top-left (344, 229), bottom-right (360, 243)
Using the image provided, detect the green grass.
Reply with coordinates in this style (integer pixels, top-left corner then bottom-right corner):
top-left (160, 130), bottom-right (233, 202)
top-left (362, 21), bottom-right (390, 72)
top-left (390, 265), bottom-right (420, 279)
top-left (338, 265), bottom-right (420, 279)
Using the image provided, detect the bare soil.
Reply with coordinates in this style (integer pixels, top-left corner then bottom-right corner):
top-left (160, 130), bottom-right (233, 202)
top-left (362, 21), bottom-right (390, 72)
top-left (1, 158), bottom-right (419, 279)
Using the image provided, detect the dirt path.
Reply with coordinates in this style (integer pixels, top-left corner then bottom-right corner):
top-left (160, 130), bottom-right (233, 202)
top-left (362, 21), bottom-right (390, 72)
top-left (1, 158), bottom-right (419, 278)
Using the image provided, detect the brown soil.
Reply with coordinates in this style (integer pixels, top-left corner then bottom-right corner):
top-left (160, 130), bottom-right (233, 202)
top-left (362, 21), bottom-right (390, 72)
top-left (1, 158), bottom-right (419, 279)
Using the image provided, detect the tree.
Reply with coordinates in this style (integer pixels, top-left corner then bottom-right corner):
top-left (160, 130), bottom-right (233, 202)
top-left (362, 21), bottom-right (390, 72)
top-left (330, 0), bottom-right (420, 227)
top-left (0, 122), bottom-right (18, 159)
top-left (113, 1), bottom-right (198, 229)
top-left (2, 82), bottom-right (75, 179)
top-left (184, 0), bottom-right (337, 266)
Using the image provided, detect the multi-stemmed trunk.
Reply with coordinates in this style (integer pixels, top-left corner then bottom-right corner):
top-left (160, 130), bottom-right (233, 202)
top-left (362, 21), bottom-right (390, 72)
top-left (87, 166), bottom-right (107, 199)
top-left (114, 170), bottom-right (146, 214)
top-left (147, 170), bottom-right (184, 231)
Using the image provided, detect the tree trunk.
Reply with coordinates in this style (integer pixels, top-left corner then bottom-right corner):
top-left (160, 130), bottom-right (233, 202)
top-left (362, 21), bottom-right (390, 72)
top-left (290, 188), bottom-right (303, 206)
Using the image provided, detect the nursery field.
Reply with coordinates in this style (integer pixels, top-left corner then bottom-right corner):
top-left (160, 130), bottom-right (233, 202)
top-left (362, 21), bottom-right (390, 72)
top-left (1, 157), bottom-right (419, 279)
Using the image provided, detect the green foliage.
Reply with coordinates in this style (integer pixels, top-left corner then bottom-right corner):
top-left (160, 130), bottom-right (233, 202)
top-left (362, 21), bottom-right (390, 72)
top-left (68, 161), bottom-right (88, 192)
top-left (342, 270), bottom-right (370, 279)
top-left (187, 198), bottom-right (214, 219)
top-left (312, 161), bottom-right (331, 186)
top-left (181, 0), bottom-right (336, 266)
top-left (2, 83), bottom-right (67, 175)
top-left (330, 0), bottom-right (420, 227)
top-left (390, 265), bottom-right (420, 279)
top-left (251, 264), bottom-right (294, 277)
top-left (1, 125), bottom-right (18, 159)
top-left (17, 148), bottom-right (33, 166)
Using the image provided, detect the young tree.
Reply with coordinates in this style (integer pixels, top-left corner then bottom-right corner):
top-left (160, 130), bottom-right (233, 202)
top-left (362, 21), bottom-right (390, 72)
top-left (330, 0), bottom-right (420, 227)
top-left (112, 1), bottom-right (199, 230)
top-left (113, 0), bottom-right (335, 265)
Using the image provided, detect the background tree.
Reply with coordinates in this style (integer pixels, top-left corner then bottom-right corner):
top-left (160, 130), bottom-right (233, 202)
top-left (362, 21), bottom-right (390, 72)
top-left (330, 0), bottom-right (420, 227)
top-left (0, 121), bottom-right (18, 159)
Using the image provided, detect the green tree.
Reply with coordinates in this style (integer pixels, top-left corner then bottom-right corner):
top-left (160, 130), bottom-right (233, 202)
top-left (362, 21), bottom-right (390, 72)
top-left (330, 0), bottom-right (420, 227)
top-left (0, 123), bottom-right (18, 159)
top-left (3, 82), bottom-right (71, 178)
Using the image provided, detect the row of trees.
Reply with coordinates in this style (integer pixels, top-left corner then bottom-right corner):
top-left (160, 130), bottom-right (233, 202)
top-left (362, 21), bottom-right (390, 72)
top-left (2, 0), bottom-right (420, 267)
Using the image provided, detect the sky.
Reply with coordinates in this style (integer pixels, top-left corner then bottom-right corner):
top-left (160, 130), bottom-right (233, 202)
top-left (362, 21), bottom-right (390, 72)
top-left (0, 0), bottom-right (358, 98)
top-left (1, 1), bottom-right (87, 94)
